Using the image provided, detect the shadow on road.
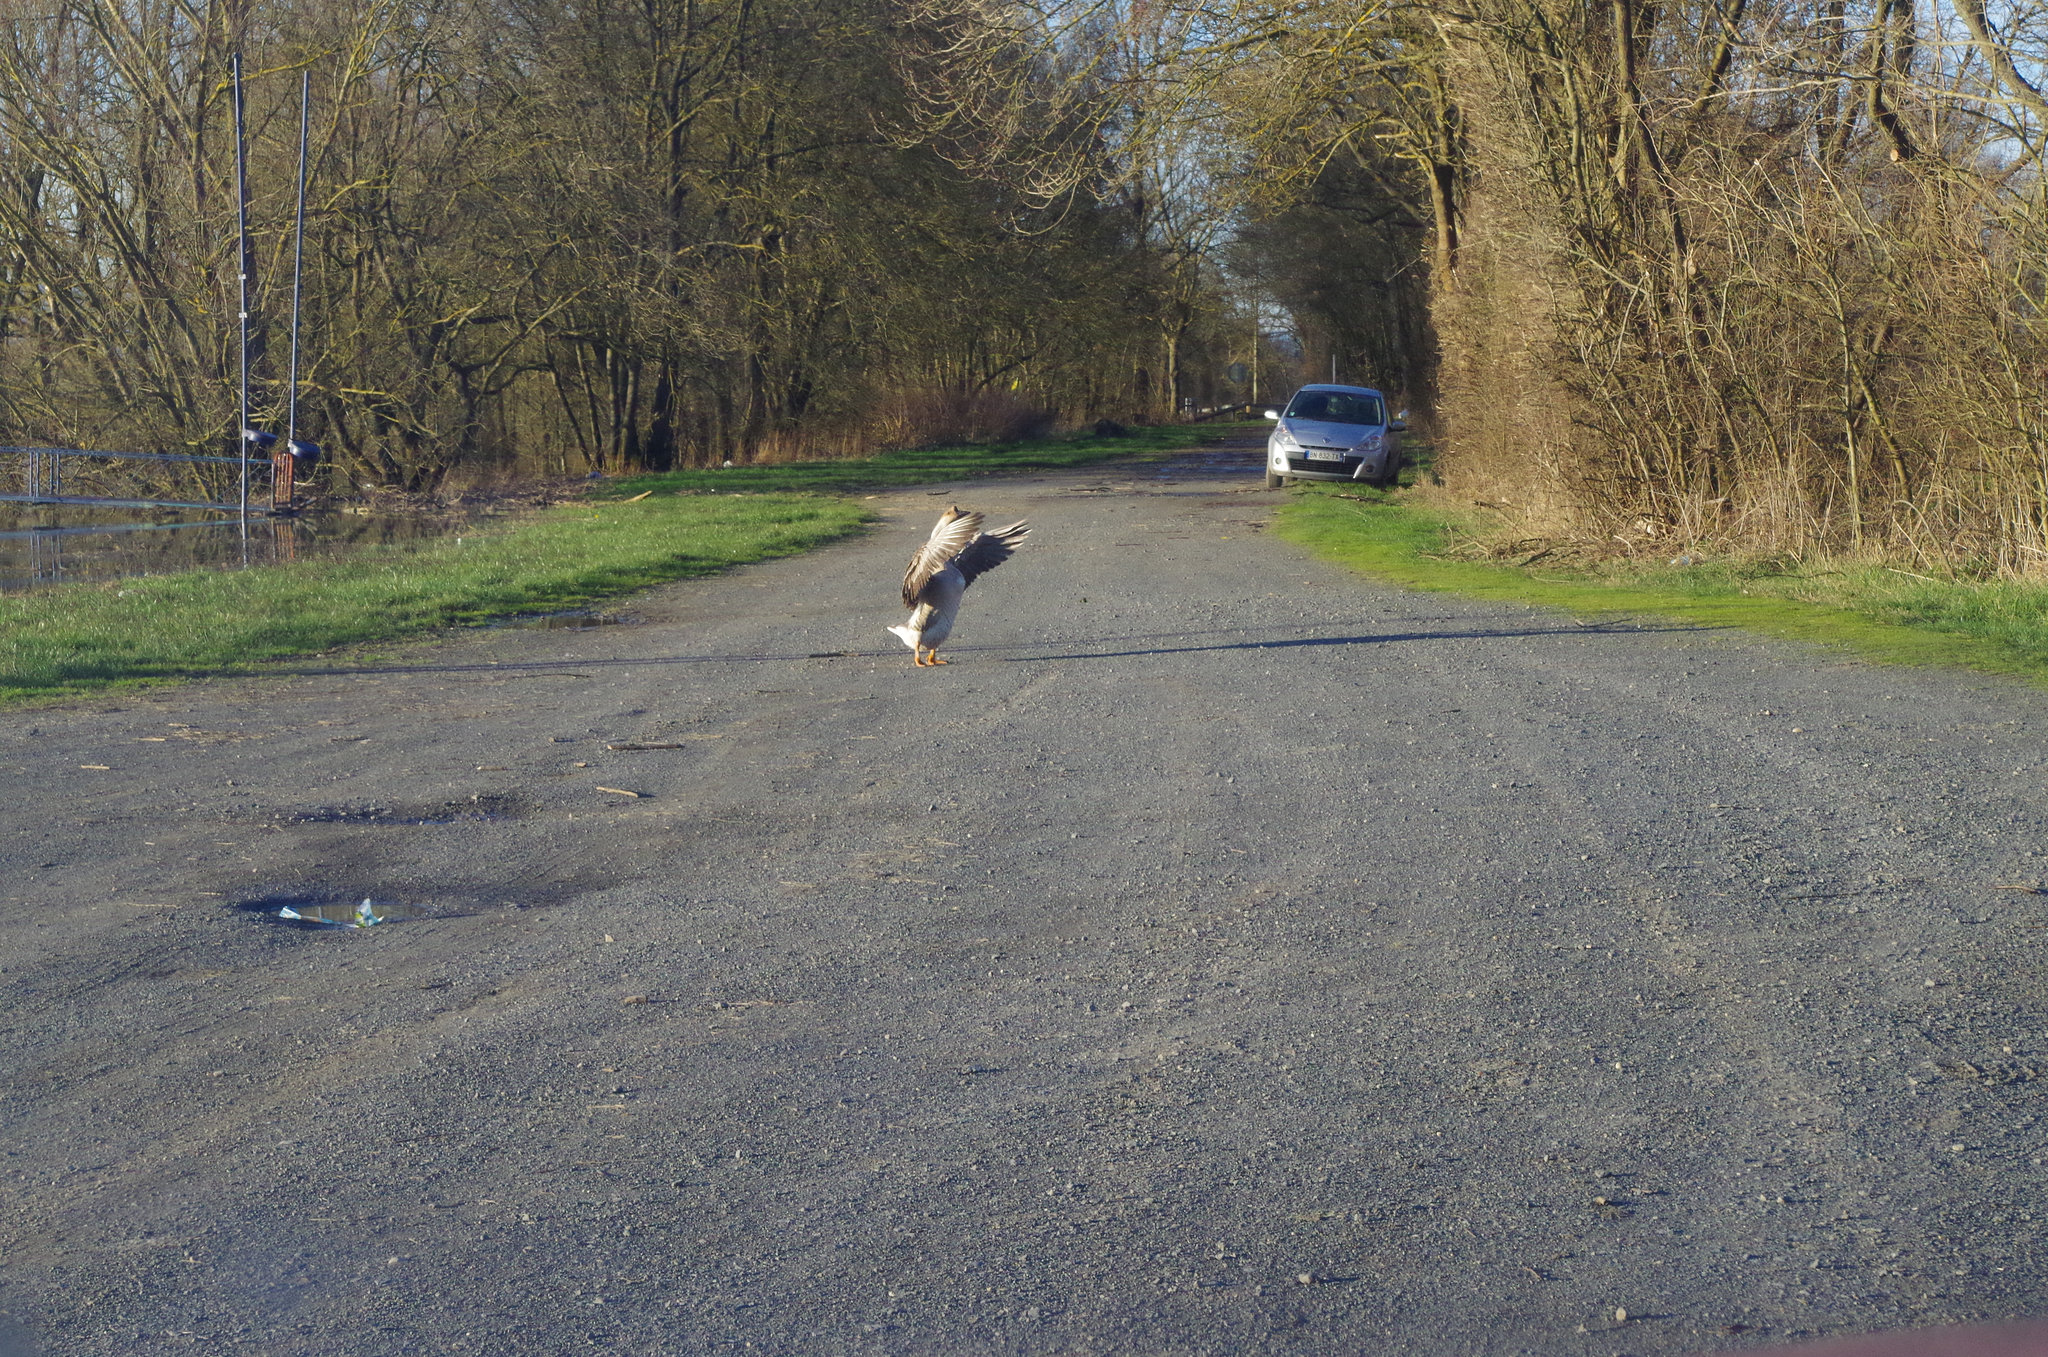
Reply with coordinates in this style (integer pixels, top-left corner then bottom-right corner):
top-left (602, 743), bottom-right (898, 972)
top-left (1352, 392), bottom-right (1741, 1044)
top-left (263, 620), bottom-right (1717, 679)
top-left (1008, 622), bottom-right (1709, 662)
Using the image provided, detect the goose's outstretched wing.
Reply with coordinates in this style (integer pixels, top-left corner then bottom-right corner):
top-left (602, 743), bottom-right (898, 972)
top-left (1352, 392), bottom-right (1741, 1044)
top-left (902, 506), bottom-right (984, 606)
top-left (954, 521), bottom-right (1029, 587)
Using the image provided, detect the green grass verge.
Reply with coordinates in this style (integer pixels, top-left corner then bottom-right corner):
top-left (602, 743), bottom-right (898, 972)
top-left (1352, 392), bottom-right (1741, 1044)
top-left (0, 493), bottom-right (867, 706)
top-left (1275, 485), bottom-right (2048, 682)
top-left (597, 423), bottom-right (1219, 498)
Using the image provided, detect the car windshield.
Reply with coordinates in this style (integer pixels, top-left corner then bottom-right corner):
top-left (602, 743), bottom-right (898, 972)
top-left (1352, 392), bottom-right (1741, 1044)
top-left (1284, 391), bottom-right (1384, 426)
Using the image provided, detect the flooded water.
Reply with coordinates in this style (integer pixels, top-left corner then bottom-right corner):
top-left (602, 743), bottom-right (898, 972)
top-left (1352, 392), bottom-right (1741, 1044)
top-left (0, 505), bottom-right (470, 592)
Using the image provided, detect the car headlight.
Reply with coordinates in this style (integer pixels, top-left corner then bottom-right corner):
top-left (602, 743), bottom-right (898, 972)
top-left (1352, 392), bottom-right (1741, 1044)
top-left (1271, 426), bottom-right (1301, 452)
top-left (1352, 432), bottom-right (1383, 454)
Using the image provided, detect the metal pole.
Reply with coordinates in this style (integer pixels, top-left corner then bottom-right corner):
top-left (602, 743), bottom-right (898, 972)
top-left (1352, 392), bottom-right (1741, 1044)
top-left (233, 52), bottom-right (252, 528)
top-left (280, 69), bottom-right (309, 512)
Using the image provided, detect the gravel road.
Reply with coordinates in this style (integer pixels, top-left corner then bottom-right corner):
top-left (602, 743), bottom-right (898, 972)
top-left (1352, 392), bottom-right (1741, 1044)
top-left (3, 441), bottom-right (2046, 1356)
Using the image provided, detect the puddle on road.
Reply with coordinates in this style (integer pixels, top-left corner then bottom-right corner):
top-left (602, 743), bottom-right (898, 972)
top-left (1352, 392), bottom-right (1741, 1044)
top-left (236, 894), bottom-right (440, 929)
top-left (279, 794), bottom-right (520, 827)
top-left (236, 867), bottom-right (618, 929)
top-left (496, 610), bottom-right (634, 631)
top-left (1150, 446), bottom-right (1268, 486)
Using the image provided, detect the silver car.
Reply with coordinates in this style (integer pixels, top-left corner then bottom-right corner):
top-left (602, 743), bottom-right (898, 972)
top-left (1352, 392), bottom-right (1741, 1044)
top-left (1263, 384), bottom-right (1406, 488)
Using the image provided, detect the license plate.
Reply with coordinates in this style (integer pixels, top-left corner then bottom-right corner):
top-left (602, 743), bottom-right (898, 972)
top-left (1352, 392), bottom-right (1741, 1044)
top-left (1307, 447), bottom-right (1342, 461)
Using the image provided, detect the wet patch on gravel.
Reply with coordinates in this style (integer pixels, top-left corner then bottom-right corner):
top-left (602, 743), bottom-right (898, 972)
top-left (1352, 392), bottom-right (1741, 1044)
top-left (494, 610), bottom-right (639, 630)
top-left (275, 793), bottom-right (524, 826)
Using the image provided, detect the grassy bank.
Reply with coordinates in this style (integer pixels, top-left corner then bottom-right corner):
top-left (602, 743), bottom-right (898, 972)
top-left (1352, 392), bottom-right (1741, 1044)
top-left (1276, 486), bottom-right (2048, 683)
top-left (598, 422), bottom-right (1214, 497)
top-left (0, 494), bottom-right (866, 706)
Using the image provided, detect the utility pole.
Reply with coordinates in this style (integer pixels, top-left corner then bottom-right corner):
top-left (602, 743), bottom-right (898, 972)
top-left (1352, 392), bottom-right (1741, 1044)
top-left (233, 52), bottom-right (251, 529)
top-left (1250, 303), bottom-right (1259, 407)
top-left (278, 70), bottom-right (310, 513)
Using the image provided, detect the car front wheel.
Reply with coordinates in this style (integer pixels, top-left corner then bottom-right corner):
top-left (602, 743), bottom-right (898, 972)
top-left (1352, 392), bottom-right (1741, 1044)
top-left (1265, 471), bottom-right (1286, 489)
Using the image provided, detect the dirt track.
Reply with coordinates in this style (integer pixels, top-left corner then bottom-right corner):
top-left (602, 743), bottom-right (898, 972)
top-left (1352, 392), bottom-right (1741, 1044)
top-left (3, 442), bottom-right (2046, 1355)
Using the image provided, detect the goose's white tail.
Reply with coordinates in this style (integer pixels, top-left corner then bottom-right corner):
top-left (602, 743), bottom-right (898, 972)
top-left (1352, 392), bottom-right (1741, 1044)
top-left (887, 625), bottom-right (919, 650)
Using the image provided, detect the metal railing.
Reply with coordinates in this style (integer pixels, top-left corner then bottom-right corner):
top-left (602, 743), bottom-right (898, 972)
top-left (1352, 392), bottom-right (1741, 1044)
top-left (1192, 402), bottom-right (1259, 422)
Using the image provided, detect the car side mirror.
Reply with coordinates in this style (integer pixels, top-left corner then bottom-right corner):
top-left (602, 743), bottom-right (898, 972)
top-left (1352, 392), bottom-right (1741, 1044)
top-left (1389, 419), bottom-right (1407, 433)
top-left (1263, 409), bottom-right (1281, 421)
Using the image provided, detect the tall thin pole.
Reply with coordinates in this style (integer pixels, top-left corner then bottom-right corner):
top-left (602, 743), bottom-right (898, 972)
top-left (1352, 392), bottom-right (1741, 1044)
top-left (232, 52), bottom-right (252, 528)
top-left (1249, 302), bottom-right (1258, 407)
top-left (282, 69), bottom-right (309, 511)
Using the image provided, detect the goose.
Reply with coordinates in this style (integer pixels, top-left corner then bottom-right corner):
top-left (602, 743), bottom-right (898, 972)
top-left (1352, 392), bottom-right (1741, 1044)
top-left (889, 507), bottom-right (1029, 666)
